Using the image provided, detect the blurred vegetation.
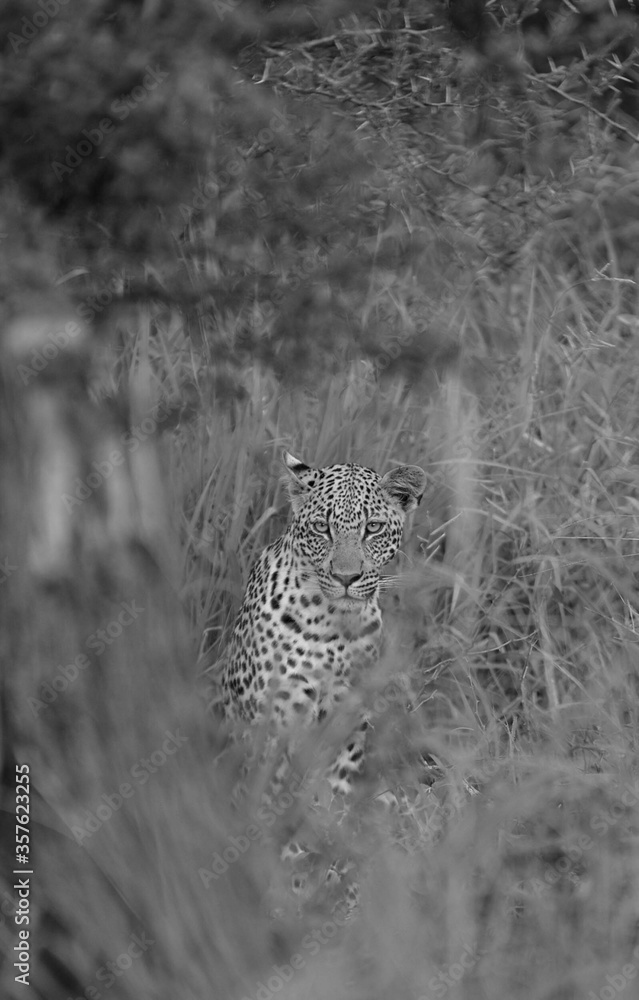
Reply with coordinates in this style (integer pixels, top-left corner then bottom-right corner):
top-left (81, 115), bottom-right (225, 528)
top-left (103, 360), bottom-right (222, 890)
top-left (2, 0), bottom-right (639, 998)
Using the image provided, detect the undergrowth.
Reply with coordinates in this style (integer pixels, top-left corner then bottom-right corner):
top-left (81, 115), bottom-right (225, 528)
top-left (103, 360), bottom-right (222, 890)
top-left (122, 256), bottom-right (639, 998)
top-left (4, 2), bottom-right (639, 999)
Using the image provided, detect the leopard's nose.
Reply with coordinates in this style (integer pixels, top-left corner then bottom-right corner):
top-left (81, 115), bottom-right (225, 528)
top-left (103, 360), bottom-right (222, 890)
top-left (332, 571), bottom-right (362, 590)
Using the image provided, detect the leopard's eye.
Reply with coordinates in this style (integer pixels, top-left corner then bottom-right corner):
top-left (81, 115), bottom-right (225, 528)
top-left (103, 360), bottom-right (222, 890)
top-left (366, 520), bottom-right (385, 535)
top-left (313, 519), bottom-right (330, 535)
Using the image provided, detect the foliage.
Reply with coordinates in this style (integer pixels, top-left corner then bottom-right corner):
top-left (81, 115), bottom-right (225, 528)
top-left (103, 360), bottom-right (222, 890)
top-left (3, 0), bottom-right (639, 998)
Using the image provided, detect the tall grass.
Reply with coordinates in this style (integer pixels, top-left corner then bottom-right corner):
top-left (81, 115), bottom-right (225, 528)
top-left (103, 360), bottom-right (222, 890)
top-left (53, 267), bottom-right (639, 998)
top-left (4, 255), bottom-right (639, 1000)
top-left (4, 7), bottom-right (639, 999)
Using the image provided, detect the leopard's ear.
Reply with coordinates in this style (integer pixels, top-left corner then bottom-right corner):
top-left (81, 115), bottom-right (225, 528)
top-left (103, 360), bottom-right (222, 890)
top-left (282, 451), bottom-right (320, 512)
top-left (380, 464), bottom-right (427, 514)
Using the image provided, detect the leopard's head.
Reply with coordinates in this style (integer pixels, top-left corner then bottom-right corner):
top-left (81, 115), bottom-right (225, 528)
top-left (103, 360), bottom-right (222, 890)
top-left (282, 452), bottom-right (426, 606)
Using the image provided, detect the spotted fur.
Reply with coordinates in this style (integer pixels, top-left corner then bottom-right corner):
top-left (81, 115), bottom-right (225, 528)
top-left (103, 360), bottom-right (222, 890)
top-left (222, 452), bottom-right (427, 788)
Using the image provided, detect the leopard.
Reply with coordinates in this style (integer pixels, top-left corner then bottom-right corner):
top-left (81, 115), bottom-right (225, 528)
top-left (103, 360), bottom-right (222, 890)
top-left (221, 451), bottom-right (427, 911)
top-left (222, 452), bottom-right (426, 753)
